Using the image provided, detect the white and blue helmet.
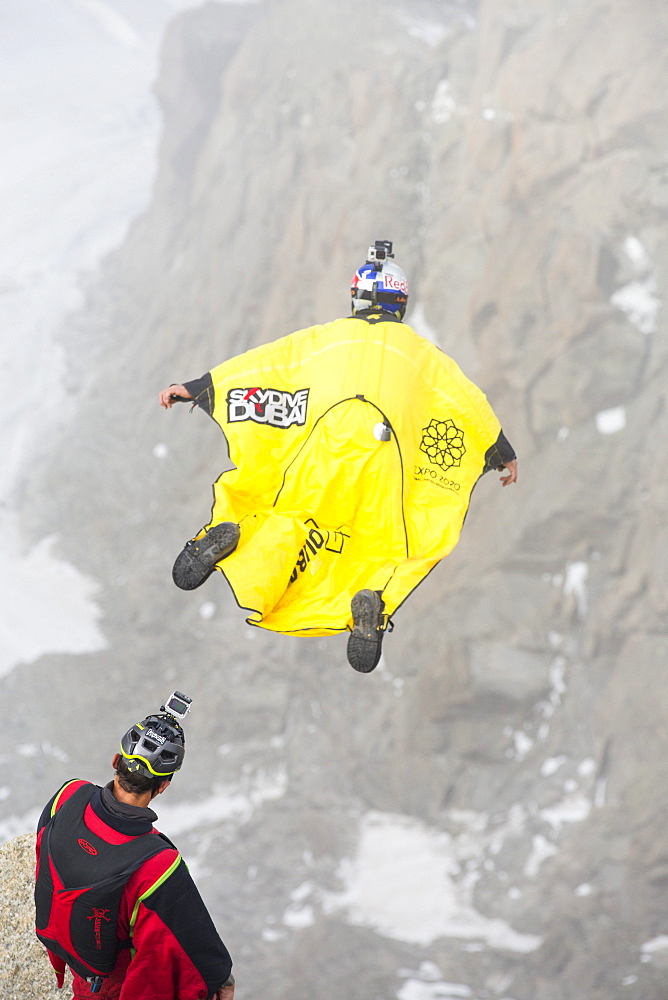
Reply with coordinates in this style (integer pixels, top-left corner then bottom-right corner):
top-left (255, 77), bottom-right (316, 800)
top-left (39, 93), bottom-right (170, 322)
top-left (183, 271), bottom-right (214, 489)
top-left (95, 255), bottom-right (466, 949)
top-left (351, 240), bottom-right (408, 319)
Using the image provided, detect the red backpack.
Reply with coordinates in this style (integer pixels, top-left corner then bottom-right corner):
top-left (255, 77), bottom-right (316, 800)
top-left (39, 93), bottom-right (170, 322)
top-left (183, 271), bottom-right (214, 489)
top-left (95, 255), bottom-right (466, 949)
top-left (35, 783), bottom-right (175, 990)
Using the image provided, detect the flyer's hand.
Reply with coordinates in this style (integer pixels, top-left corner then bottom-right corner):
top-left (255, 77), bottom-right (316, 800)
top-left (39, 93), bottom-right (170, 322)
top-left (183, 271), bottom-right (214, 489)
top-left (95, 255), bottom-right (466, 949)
top-left (159, 385), bottom-right (193, 409)
top-left (499, 459), bottom-right (518, 486)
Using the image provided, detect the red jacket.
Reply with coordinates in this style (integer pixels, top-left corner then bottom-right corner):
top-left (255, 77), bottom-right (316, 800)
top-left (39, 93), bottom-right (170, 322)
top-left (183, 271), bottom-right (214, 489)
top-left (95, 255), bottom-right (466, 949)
top-left (36, 779), bottom-right (232, 1000)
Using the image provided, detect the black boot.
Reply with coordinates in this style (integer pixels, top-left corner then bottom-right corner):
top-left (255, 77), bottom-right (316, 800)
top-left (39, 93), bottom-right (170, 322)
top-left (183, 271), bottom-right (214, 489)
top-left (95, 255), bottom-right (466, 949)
top-left (347, 589), bottom-right (385, 673)
top-left (172, 522), bottom-right (240, 591)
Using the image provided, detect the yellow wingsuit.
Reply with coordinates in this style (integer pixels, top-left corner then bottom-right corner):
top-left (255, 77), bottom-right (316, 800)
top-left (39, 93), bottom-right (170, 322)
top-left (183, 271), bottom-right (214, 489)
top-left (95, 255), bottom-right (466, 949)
top-left (191, 315), bottom-right (503, 636)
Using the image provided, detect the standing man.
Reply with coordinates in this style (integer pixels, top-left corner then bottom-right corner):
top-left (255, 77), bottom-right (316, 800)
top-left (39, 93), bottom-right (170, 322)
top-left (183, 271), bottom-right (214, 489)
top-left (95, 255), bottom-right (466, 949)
top-left (35, 692), bottom-right (235, 1000)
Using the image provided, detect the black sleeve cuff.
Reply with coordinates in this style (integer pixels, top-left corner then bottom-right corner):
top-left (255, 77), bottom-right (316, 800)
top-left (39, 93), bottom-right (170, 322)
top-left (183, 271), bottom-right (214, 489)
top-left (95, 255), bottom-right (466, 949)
top-left (183, 373), bottom-right (215, 416)
top-left (483, 430), bottom-right (516, 473)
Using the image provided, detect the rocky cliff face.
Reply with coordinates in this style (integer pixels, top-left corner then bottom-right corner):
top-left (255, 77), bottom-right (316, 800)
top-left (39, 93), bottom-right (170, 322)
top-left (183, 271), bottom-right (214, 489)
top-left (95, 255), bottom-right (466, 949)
top-left (7, 0), bottom-right (667, 998)
top-left (0, 836), bottom-right (62, 1000)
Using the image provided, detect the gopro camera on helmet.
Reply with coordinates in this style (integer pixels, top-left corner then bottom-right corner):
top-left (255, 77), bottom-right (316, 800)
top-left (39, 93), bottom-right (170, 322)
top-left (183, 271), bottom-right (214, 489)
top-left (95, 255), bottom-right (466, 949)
top-left (161, 690), bottom-right (192, 722)
top-left (351, 240), bottom-right (408, 319)
top-left (367, 240), bottom-right (394, 270)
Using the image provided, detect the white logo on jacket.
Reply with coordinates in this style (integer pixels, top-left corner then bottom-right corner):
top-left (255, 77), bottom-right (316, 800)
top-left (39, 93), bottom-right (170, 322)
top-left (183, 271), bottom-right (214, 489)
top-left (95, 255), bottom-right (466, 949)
top-left (227, 387), bottom-right (309, 428)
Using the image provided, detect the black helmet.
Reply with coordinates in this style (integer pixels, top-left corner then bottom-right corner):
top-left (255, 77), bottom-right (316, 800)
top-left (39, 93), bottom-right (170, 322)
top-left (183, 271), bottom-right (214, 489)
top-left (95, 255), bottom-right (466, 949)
top-left (119, 713), bottom-right (186, 778)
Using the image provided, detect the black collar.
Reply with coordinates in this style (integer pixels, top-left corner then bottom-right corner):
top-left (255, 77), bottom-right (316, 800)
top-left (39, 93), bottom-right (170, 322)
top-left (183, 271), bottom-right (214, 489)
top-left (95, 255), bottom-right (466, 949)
top-left (88, 781), bottom-right (158, 836)
top-left (351, 309), bottom-right (404, 325)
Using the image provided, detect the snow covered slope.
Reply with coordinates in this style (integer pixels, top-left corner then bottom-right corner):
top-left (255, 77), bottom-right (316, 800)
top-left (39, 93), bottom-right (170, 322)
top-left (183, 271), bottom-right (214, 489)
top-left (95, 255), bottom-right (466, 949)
top-left (0, 0), bottom-right (256, 675)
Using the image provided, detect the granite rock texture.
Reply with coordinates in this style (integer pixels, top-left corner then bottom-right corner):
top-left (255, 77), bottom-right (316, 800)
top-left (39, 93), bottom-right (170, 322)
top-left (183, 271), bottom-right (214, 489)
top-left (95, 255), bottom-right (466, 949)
top-left (0, 835), bottom-right (66, 999)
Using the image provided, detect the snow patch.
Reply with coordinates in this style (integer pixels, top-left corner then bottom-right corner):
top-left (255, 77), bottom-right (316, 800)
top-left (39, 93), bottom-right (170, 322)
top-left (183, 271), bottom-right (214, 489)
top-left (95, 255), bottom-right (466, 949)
top-left (322, 811), bottom-right (541, 952)
top-left (290, 881), bottom-right (313, 904)
top-left (540, 756), bottom-right (567, 777)
top-left (622, 236), bottom-right (651, 271)
top-left (0, 519), bottom-right (106, 678)
top-left (261, 926), bottom-right (284, 942)
top-left (538, 655), bottom-right (567, 730)
top-left (282, 903), bottom-right (315, 929)
top-left (549, 657), bottom-right (567, 698)
top-left (540, 793), bottom-right (591, 831)
top-left (510, 731), bottom-right (534, 761)
top-left (398, 962), bottom-right (446, 983)
top-left (156, 766), bottom-right (287, 835)
top-left (18, 742), bottom-right (69, 763)
top-left (523, 834), bottom-right (557, 877)
top-left (431, 80), bottom-right (460, 124)
top-left (281, 875), bottom-right (317, 929)
top-left (595, 406), bottom-right (626, 435)
top-left (577, 758), bottom-right (596, 777)
top-left (641, 935), bottom-right (668, 954)
top-left (563, 562), bottom-right (588, 616)
top-left (610, 234), bottom-right (660, 333)
top-left (398, 981), bottom-right (473, 1000)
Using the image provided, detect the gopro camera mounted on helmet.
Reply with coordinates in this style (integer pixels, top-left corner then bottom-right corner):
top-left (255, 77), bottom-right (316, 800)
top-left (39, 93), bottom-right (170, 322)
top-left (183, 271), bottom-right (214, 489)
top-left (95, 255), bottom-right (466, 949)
top-left (161, 690), bottom-right (192, 722)
top-left (367, 240), bottom-right (394, 271)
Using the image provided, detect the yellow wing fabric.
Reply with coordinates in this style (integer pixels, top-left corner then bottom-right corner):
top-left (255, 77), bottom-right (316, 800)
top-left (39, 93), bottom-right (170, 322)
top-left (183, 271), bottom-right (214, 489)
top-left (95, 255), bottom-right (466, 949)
top-left (200, 317), bottom-right (501, 635)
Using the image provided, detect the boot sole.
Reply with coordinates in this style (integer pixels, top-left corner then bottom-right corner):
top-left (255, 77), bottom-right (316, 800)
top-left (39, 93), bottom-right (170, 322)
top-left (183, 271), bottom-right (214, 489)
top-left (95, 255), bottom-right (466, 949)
top-left (172, 522), bottom-right (240, 591)
top-left (347, 589), bottom-right (384, 673)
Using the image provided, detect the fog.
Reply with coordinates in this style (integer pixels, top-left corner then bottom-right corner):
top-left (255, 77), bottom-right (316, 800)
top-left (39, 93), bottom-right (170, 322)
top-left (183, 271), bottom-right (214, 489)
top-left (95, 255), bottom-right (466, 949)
top-left (1, 2), bottom-right (666, 999)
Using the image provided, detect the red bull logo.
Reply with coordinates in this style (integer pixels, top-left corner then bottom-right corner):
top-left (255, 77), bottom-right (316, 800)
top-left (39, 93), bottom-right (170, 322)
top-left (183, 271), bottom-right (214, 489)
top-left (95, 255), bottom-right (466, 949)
top-left (383, 272), bottom-right (407, 293)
